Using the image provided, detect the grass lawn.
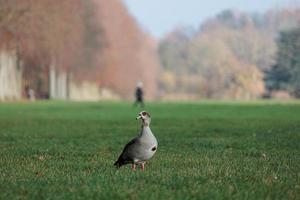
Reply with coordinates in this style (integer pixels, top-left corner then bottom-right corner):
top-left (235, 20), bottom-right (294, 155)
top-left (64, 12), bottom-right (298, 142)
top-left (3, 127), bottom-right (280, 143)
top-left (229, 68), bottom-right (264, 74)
top-left (0, 101), bottom-right (299, 199)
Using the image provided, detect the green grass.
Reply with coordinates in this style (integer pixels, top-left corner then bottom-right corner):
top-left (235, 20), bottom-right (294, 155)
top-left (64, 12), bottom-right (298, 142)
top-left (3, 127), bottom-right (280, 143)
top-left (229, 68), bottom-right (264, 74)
top-left (0, 101), bottom-right (300, 199)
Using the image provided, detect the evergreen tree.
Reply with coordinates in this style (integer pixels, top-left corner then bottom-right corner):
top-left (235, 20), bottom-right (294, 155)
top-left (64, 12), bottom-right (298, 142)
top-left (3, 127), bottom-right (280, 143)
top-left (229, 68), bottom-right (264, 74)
top-left (265, 27), bottom-right (300, 97)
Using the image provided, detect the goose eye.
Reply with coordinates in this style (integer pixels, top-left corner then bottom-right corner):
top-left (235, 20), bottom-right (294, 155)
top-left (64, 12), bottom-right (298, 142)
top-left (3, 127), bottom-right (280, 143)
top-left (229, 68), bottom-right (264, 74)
top-left (142, 112), bottom-right (147, 116)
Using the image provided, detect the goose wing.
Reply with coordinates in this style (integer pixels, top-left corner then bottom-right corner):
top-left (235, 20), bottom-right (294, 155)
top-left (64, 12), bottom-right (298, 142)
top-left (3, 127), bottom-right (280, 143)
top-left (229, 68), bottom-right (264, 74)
top-left (114, 137), bottom-right (141, 167)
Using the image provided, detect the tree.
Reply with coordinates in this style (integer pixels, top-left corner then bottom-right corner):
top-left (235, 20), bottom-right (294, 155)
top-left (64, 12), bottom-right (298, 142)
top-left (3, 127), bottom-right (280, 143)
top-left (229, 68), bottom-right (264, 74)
top-left (94, 0), bottom-right (160, 100)
top-left (265, 27), bottom-right (300, 97)
top-left (0, 0), bottom-right (102, 99)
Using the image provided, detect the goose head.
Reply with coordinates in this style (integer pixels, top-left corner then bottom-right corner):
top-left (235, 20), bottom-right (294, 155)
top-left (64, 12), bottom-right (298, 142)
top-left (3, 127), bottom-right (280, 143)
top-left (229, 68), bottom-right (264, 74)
top-left (136, 111), bottom-right (151, 126)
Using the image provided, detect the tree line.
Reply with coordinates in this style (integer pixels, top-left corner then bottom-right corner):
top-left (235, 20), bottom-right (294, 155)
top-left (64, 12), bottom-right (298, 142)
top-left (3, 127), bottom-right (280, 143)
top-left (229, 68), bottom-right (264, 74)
top-left (1, 1), bottom-right (300, 101)
top-left (158, 8), bottom-right (300, 99)
top-left (0, 0), bottom-right (101, 99)
top-left (0, 0), bottom-right (160, 100)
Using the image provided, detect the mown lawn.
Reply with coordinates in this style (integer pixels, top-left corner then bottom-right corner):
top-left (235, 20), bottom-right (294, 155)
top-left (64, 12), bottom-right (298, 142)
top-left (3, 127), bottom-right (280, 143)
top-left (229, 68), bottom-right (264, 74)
top-left (0, 101), bottom-right (299, 199)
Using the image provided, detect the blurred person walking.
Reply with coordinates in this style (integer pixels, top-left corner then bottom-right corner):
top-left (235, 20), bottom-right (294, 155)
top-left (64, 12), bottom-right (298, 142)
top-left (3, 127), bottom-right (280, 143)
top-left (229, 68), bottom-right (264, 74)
top-left (134, 81), bottom-right (144, 107)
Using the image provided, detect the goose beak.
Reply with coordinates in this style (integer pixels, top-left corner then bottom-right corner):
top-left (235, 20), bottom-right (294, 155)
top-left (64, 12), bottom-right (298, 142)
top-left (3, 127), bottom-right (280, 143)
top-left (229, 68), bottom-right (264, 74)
top-left (136, 116), bottom-right (142, 120)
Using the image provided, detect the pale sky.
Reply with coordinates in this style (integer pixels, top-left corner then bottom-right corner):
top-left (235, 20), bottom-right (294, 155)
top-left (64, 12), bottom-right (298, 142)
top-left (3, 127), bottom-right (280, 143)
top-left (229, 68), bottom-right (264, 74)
top-left (123, 0), bottom-right (300, 38)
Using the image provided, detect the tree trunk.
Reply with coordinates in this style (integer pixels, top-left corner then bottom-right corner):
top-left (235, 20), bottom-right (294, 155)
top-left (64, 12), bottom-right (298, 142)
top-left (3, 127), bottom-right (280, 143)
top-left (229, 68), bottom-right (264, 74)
top-left (49, 64), bottom-right (56, 99)
top-left (0, 50), bottom-right (22, 101)
top-left (49, 64), bottom-right (68, 100)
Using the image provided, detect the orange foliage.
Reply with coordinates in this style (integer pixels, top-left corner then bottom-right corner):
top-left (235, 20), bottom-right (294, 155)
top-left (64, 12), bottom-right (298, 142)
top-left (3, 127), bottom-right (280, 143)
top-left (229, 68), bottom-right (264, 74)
top-left (94, 0), bottom-right (160, 100)
top-left (0, 0), bottom-right (160, 100)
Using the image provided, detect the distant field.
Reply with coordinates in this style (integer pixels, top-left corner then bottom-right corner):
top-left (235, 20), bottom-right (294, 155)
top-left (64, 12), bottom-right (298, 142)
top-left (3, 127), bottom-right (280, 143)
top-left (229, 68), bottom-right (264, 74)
top-left (0, 101), bottom-right (299, 199)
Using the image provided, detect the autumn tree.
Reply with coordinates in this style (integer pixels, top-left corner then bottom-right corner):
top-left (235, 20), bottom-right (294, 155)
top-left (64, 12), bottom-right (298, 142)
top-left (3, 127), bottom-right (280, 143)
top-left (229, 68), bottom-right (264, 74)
top-left (0, 0), bottom-right (102, 99)
top-left (158, 8), bottom-right (300, 99)
top-left (94, 0), bottom-right (160, 100)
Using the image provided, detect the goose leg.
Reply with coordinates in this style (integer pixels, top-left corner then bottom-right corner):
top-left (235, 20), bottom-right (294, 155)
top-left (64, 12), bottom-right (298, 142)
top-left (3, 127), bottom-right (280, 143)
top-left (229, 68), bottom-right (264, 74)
top-left (141, 163), bottom-right (145, 171)
top-left (132, 164), bottom-right (136, 171)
